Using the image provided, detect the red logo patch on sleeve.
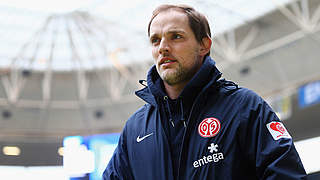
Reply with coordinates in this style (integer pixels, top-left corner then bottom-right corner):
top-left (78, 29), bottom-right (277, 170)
top-left (266, 121), bottom-right (291, 140)
top-left (198, 117), bottom-right (221, 138)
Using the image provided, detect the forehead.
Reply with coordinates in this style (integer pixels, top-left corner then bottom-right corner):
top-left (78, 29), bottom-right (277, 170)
top-left (149, 10), bottom-right (191, 35)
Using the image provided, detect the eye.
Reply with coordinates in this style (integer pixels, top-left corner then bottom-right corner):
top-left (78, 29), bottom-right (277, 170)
top-left (150, 37), bottom-right (160, 45)
top-left (172, 34), bottom-right (182, 40)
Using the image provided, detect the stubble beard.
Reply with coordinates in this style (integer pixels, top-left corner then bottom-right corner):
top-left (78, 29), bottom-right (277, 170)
top-left (160, 60), bottom-right (200, 86)
top-left (158, 49), bottom-right (202, 86)
top-left (160, 63), bottom-right (187, 86)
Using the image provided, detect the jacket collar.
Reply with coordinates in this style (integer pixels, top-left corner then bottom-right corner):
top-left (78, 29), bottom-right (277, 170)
top-left (135, 56), bottom-right (222, 106)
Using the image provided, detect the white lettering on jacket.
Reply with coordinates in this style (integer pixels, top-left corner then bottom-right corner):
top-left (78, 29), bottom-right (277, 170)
top-left (193, 143), bottom-right (224, 168)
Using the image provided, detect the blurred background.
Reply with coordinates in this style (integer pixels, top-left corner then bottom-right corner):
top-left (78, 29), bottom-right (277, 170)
top-left (0, 0), bottom-right (320, 179)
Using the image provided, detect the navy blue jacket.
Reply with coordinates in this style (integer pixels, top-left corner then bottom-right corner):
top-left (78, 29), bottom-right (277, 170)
top-left (103, 56), bottom-right (306, 180)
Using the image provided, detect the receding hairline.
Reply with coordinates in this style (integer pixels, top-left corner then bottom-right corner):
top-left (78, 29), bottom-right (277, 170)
top-left (149, 10), bottom-right (190, 36)
top-left (148, 6), bottom-right (194, 37)
top-left (147, 4), bottom-right (211, 39)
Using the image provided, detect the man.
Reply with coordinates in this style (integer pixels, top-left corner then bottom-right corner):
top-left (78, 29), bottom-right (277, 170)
top-left (103, 4), bottom-right (307, 180)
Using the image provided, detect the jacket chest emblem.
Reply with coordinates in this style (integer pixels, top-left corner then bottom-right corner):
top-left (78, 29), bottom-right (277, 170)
top-left (198, 117), bottom-right (221, 138)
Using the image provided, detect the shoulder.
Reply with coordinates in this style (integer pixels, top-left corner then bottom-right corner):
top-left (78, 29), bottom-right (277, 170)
top-left (212, 80), bottom-right (271, 116)
top-left (125, 104), bottom-right (154, 129)
top-left (236, 88), bottom-right (264, 107)
top-left (213, 79), bottom-right (263, 105)
top-left (234, 88), bottom-right (275, 122)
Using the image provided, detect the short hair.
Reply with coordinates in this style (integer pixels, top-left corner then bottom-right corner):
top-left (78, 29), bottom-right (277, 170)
top-left (147, 4), bottom-right (211, 56)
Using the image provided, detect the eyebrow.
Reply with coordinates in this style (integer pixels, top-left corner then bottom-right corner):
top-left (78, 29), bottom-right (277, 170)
top-left (167, 29), bottom-right (186, 35)
top-left (149, 29), bottom-right (186, 39)
top-left (149, 33), bottom-right (158, 40)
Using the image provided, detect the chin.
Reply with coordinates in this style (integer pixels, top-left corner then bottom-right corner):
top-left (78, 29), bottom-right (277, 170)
top-left (161, 70), bottom-right (175, 78)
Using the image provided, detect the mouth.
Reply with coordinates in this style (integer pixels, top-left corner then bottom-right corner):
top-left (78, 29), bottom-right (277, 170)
top-left (159, 57), bottom-right (176, 66)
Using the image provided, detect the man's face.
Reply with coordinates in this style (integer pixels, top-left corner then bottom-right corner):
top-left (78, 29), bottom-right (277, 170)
top-left (149, 10), bottom-right (206, 87)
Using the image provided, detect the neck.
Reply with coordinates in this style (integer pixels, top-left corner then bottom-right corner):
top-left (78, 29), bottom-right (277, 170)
top-left (163, 81), bottom-right (188, 99)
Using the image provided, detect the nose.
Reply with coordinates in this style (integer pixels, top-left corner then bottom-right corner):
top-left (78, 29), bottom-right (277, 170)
top-left (158, 38), bottom-right (169, 54)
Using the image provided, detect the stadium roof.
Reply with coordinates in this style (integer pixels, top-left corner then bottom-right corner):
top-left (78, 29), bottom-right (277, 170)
top-left (0, 0), bottom-right (294, 71)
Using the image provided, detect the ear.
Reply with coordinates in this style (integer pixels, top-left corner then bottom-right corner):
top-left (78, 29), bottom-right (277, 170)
top-left (199, 37), bottom-right (212, 56)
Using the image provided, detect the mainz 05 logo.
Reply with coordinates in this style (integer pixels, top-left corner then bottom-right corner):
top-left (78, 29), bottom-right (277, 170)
top-left (198, 117), bottom-right (221, 138)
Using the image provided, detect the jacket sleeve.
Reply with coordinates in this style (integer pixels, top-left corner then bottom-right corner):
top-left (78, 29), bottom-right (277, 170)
top-left (239, 90), bottom-right (307, 179)
top-left (103, 125), bottom-right (134, 180)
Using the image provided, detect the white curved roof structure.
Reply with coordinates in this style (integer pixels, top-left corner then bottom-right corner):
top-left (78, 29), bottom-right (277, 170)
top-left (0, 0), bottom-right (295, 70)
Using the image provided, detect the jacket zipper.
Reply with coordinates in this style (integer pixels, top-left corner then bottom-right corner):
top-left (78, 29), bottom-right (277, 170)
top-left (156, 106), bottom-right (175, 180)
top-left (176, 93), bottom-right (206, 179)
top-left (176, 78), bottom-right (221, 179)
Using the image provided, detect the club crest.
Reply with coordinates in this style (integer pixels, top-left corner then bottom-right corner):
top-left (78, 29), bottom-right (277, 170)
top-left (198, 117), bottom-right (221, 138)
